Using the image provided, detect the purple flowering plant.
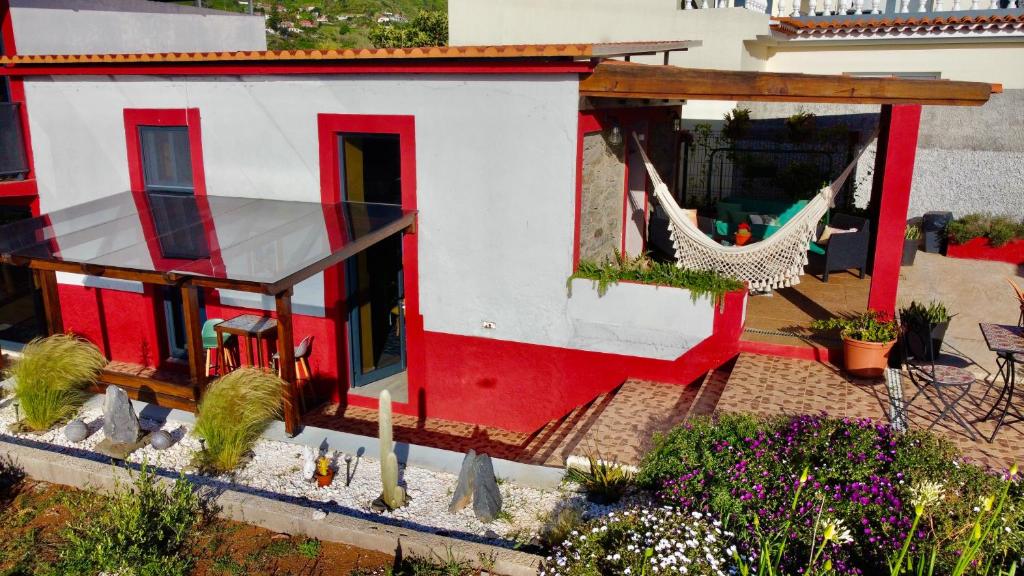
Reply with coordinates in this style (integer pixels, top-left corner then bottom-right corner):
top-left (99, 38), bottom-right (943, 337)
top-left (637, 413), bottom-right (1023, 575)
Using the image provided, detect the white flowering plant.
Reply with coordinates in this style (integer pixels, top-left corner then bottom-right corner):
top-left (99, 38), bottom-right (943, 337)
top-left (540, 507), bottom-right (739, 576)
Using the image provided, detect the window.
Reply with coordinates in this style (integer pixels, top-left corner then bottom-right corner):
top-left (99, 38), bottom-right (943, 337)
top-left (137, 125), bottom-right (207, 260)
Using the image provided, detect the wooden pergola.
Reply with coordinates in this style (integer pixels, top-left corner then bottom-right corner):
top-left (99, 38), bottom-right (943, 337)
top-left (0, 193), bottom-right (415, 435)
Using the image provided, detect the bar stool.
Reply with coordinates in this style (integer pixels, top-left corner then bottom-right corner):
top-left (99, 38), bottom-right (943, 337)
top-left (202, 319), bottom-right (237, 377)
top-left (273, 335), bottom-right (314, 410)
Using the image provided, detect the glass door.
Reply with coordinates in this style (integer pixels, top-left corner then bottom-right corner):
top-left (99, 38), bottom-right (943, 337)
top-left (338, 133), bottom-right (407, 386)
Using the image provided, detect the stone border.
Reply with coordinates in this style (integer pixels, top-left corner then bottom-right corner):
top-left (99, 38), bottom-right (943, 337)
top-left (0, 438), bottom-right (543, 576)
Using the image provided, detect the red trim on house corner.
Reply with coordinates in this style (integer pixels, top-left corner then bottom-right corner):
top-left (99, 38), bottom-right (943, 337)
top-left (738, 338), bottom-right (838, 365)
top-left (1, 0), bottom-right (16, 55)
top-left (316, 113), bottom-right (420, 415)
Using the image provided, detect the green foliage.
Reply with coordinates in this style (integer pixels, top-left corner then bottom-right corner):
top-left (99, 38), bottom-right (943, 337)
top-left (784, 110), bottom-right (817, 143)
top-left (564, 454), bottom-right (633, 505)
top-left (777, 160), bottom-right (829, 200)
top-left (723, 107), bottom-right (752, 141)
top-left (905, 223), bottom-right (922, 241)
top-left (7, 334), bottom-right (106, 431)
top-left (538, 506), bottom-right (586, 550)
top-left (570, 252), bottom-right (744, 302)
top-left (297, 538), bottom-right (322, 559)
top-left (948, 213), bottom-right (1024, 247)
top-left (59, 463), bottom-right (202, 576)
top-left (900, 300), bottom-right (952, 326)
top-left (369, 11), bottom-right (447, 48)
top-left (193, 368), bottom-right (284, 474)
top-left (811, 310), bottom-right (898, 343)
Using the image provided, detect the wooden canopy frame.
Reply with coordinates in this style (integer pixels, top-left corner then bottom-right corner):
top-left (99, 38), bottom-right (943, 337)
top-left (579, 61), bottom-right (994, 106)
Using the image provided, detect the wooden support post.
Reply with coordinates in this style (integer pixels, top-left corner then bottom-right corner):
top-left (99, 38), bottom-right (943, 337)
top-left (867, 104), bottom-right (922, 317)
top-left (34, 269), bottom-right (63, 335)
top-left (275, 289), bottom-right (300, 437)
top-left (180, 283), bottom-right (207, 400)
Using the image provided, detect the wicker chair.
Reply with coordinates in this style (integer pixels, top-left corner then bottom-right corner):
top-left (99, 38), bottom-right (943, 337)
top-left (809, 213), bottom-right (871, 282)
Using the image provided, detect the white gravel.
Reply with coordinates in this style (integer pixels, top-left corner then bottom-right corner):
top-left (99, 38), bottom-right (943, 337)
top-left (0, 395), bottom-right (630, 548)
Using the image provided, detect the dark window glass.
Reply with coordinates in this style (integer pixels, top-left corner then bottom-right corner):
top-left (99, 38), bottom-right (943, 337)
top-left (140, 126), bottom-right (194, 193)
top-left (147, 191), bottom-right (209, 260)
top-left (338, 134), bottom-right (401, 205)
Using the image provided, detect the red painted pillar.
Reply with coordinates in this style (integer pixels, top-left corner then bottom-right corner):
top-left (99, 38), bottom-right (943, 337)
top-left (866, 104), bottom-right (922, 317)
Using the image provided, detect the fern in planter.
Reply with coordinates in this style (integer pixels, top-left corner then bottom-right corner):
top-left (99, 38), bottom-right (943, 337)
top-left (569, 252), bottom-right (744, 303)
top-left (811, 311), bottom-right (898, 343)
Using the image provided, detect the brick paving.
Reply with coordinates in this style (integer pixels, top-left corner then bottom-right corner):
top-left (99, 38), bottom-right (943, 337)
top-left (720, 353), bottom-right (1024, 471)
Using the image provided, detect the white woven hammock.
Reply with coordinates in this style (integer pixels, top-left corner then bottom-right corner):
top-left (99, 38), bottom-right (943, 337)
top-left (634, 133), bottom-right (868, 292)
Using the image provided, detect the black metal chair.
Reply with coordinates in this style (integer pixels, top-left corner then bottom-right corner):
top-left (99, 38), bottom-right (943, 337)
top-left (810, 213), bottom-right (871, 282)
top-left (901, 316), bottom-right (978, 440)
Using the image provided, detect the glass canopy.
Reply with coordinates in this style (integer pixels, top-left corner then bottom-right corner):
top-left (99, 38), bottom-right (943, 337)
top-left (0, 192), bottom-right (415, 293)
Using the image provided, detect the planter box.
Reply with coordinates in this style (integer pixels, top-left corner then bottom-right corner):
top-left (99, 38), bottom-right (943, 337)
top-left (901, 239), bottom-right (918, 266)
top-left (946, 237), bottom-right (1024, 265)
top-left (566, 278), bottom-right (725, 360)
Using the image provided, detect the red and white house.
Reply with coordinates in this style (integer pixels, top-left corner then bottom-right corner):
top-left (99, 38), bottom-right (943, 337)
top-left (0, 4), bottom-right (995, 437)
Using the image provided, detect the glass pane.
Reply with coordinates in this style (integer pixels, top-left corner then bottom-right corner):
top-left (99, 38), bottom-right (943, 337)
top-left (148, 192), bottom-right (209, 260)
top-left (0, 103), bottom-right (28, 179)
top-left (140, 126), bottom-right (193, 191)
top-left (338, 134), bottom-right (401, 205)
top-left (0, 205), bottom-right (45, 343)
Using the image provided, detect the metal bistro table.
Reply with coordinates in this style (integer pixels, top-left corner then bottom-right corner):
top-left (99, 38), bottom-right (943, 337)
top-left (979, 323), bottom-right (1024, 442)
top-left (215, 314), bottom-right (279, 370)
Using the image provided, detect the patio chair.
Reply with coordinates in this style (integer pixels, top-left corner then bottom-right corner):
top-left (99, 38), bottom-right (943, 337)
top-left (272, 335), bottom-right (314, 411)
top-left (201, 319), bottom-right (237, 377)
top-left (1009, 278), bottom-right (1024, 327)
top-left (808, 213), bottom-right (870, 282)
top-left (901, 316), bottom-right (978, 440)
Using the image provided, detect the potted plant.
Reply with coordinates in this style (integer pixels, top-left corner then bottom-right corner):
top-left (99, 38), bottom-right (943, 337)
top-left (899, 300), bottom-right (953, 361)
top-left (315, 455), bottom-right (335, 487)
top-left (903, 224), bottom-right (921, 266)
top-left (811, 311), bottom-right (898, 378)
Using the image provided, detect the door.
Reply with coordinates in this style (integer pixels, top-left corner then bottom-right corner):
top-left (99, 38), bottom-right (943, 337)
top-left (338, 133), bottom-right (407, 386)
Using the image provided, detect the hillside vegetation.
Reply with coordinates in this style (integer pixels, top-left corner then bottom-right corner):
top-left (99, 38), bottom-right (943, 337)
top-left (181, 0), bottom-right (446, 50)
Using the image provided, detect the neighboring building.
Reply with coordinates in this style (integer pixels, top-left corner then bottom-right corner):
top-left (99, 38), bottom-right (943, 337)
top-left (0, 14), bottom-right (991, 437)
top-left (450, 0), bottom-right (1024, 217)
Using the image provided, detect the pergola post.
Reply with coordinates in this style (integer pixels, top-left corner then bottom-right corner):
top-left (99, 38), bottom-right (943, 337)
top-left (35, 269), bottom-right (63, 335)
top-left (867, 103), bottom-right (922, 317)
top-left (180, 283), bottom-right (208, 400)
top-left (275, 289), bottom-right (300, 436)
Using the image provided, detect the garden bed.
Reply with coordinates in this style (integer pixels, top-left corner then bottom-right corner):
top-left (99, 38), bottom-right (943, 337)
top-left (0, 396), bottom-right (620, 551)
top-left (946, 236), bottom-right (1024, 265)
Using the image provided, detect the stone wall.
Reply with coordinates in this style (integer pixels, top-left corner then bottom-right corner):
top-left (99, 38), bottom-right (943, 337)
top-left (742, 90), bottom-right (1024, 219)
top-left (579, 132), bottom-right (624, 262)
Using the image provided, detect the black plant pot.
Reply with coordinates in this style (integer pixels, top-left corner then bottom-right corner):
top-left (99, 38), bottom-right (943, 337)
top-left (902, 239), bottom-right (919, 266)
top-left (906, 320), bottom-right (949, 361)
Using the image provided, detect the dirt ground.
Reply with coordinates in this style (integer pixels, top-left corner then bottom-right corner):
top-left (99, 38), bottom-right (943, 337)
top-left (0, 476), bottom-right (396, 576)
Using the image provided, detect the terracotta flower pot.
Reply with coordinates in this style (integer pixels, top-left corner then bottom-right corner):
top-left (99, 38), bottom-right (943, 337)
top-left (316, 469), bottom-right (335, 488)
top-left (842, 336), bottom-right (895, 378)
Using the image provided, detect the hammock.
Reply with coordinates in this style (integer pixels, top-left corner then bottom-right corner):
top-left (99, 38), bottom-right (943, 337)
top-left (634, 133), bottom-right (870, 292)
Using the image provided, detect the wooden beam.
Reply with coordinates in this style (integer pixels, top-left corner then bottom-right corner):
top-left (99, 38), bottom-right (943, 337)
top-left (580, 61), bottom-right (993, 107)
top-left (180, 284), bottom-right (207, 398)
top-left (34, 269), bottom-right (63, 335)
top-left (275, 289), bottom-right (299, 437)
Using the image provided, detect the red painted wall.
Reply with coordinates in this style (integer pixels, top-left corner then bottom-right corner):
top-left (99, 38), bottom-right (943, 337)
top-left (58, 284), bottom-right (166, 368)
top-left (946, 237), bottom-right (1024, 265)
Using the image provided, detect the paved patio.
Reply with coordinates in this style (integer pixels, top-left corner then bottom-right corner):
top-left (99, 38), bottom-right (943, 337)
top-left (719, 353), bottom-right (1024, 471)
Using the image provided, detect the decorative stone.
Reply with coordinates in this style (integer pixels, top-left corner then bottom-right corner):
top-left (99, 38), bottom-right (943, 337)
top-left (95, 386), bottom-right (146, 460)
top-left (448, 449), bottom-right (477, 513)
top-left (102, 386), bottom-right (140, 444)
top-left (149, 430), bottom-right (173, 451)
top-left (311, 510), bottom-right (327, 521)
top-left (471, 453), bottom-right (503, 523)
top-left (63, 419), bottom-right (88, 443)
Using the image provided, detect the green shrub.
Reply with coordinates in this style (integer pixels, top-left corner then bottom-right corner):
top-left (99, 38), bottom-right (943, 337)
top-left (570, 252), bottom-right (744, 302)
top-left (59, 463), bottom-right (202, 576)
top-left (811, 310), bottom-right (898, 343)
top-left (193, 368), bottom-right (284, 474)
top-left (723, 106), bottom-right (752, 140)
top-left (537, 506), bottom-right (585, 550)
top-left (948, 213), bottom-right (1024, 247)
top-left (7, 334), bottom-right (106, 431)
top-left (988, 215), bottom-right (1020, 247)
top-left (564, 454), bottom-right (633, 505)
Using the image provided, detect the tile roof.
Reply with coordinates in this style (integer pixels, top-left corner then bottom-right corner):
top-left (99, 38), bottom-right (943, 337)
top-left (772, 12), bottom-right (1024, 35)
top-left (0, 41), bottom-right (697, 66)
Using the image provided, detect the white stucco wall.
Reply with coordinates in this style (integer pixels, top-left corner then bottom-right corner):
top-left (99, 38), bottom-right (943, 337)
top-left (9, 0), bottom-right (266, 55)
top-left (25, 75), bottom-right (609, 354)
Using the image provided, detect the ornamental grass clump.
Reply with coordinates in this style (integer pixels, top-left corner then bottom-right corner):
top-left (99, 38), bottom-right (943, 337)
top-left (564, 453), bottom-right (633, 505)
top-left (7, 334), bottom-right (106, 431)
top-left (540, 507), bottom-right (737, 576)
top-left (193, 367), bottom-right (283, 474)
top-left (638, 413), bottom-right (1024, 575)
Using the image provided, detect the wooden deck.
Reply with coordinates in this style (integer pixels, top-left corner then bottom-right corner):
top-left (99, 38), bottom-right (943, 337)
top-left (90, 361), bottom-right (198, 411)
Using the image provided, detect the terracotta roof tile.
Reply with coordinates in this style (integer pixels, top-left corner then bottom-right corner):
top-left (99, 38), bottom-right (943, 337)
top-left (773, 12), bottom-right (1024, 34)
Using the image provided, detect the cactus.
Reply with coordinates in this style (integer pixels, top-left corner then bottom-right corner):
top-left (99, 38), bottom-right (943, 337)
top-left (378, 390), bottom-right (406, 509)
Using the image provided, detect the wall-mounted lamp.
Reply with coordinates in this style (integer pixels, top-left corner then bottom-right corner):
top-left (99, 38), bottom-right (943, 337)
top-left (672, 115), bottom-right (683, 133)
top-left (607, 125), bottom-right (623, 146)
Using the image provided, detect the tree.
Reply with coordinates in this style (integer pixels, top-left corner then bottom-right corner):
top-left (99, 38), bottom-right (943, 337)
top-left (369, 11), bottom-right (448, 49)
